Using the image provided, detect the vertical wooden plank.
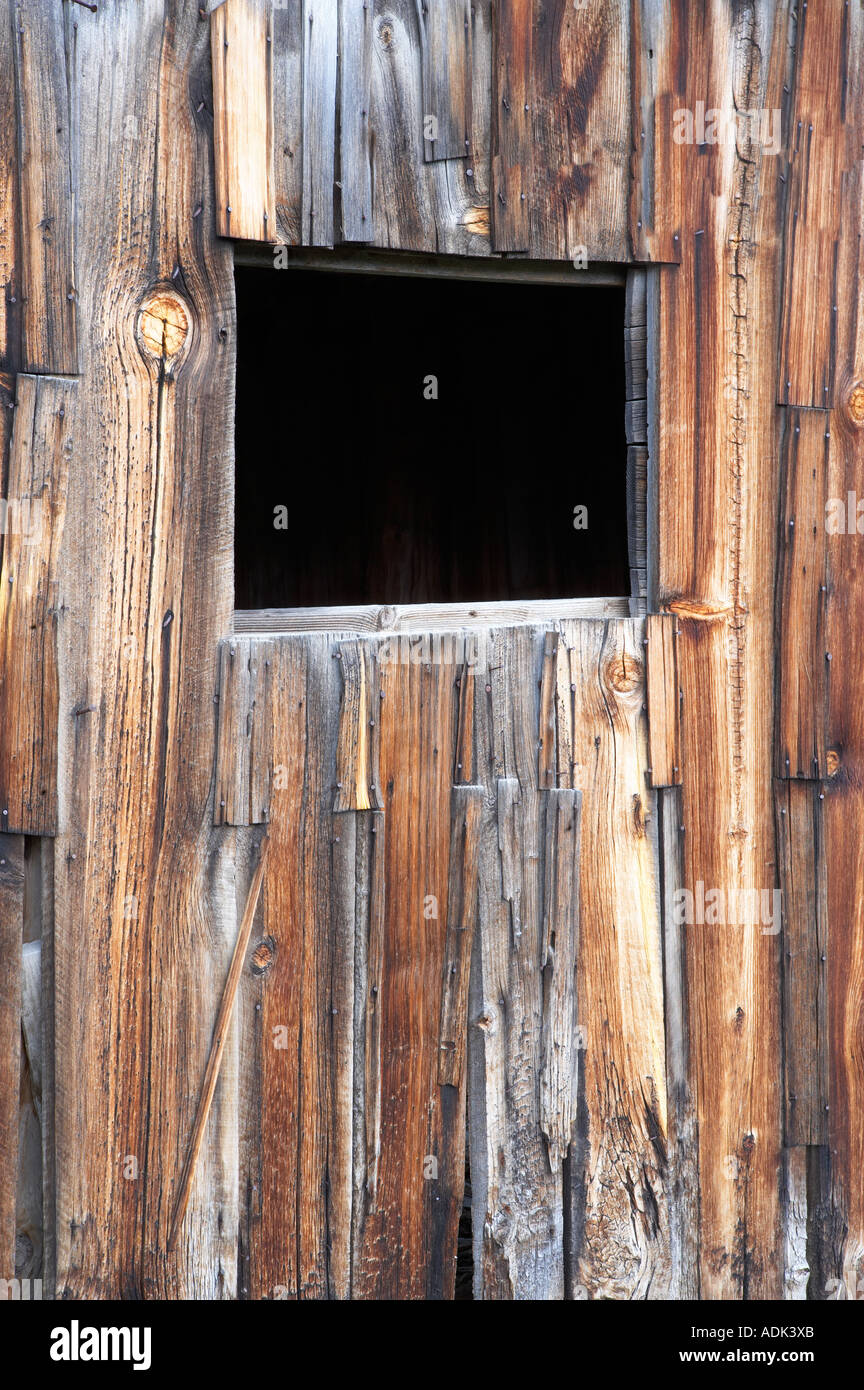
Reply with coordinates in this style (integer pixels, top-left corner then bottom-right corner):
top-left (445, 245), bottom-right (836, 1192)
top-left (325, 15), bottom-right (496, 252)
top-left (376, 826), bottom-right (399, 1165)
top-left (629, 0), bottom-right (682, 263)
top-left (776, 409), bottom-right (829, 779)
top-left (418, 0), bottom-right (472, 163)
top-left (272, 0), bottom-right (304, 245)
top-left (301, 0), bottom-right (337, 247)
top-left (0, 374), bottom-right (74, 836)
top-left (540, 788), bottom-right (581, 1174)
top-left (353, 638), bottom-right (461, 1299)
top-left (469, 626), bottom-right (565, 1300)
top-left (212, 0), bottom-right (276, 243)
top-left (0, 833), bottom-right (23, 1288)
top-left (54, 1), bottom-right (238, 1296)
top-left (12, 0), bottom-right (77, 374)
top-left (369, 0), bottom-right (492, 257)
top-left (645, 612), bottom-right (681, 788)
top-left (778, 0), bottom-right (847, 409)
top-left (821, 352), bottom-right (864, 1296)
top-left (0, 0), bottom-right (20, 377)
top-left (556, 619), bottom-right (668, 1299)
top-left (774, 779), bottom-right (828, 1146)
top-left (438, 785), bottom-right (483, 1087)
top-left (655, 0), bottom-right (788, 1299)
top-left (531, 0), bottom-right (631, 263)
top-left (339, 0), bottom-right (375, 242)
top-left (490, 0), bottom-right (532, 253)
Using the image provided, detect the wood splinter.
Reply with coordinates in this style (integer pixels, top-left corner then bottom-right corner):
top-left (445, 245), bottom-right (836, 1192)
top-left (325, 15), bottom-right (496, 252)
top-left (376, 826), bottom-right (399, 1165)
top-left (167, 832), bottom-right (270, 1252)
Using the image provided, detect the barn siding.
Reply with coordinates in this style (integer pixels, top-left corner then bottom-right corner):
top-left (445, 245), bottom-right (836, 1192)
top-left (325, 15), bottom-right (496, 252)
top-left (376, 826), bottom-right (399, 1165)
top-left (0, 0), bottom-right (862, 1301)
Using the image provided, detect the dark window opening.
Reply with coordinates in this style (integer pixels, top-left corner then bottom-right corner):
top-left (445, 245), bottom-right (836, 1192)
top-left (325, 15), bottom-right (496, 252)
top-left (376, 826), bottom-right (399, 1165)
top-left (235, 266), bottom-right (628, 612)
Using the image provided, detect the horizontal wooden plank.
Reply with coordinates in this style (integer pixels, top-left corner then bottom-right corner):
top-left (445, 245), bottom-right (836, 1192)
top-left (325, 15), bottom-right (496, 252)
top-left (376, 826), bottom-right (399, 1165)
top-left (211, 0), bottom-right (276, 242)
top-left (234, 595), bottom-right (631, 634)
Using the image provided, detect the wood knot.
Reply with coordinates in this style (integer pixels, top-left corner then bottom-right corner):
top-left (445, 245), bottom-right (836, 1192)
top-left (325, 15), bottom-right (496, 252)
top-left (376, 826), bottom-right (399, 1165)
top-left (378, 19), bottom-right (393, 46)
top-left (606, 651), bottom-right (642, 693)
top-left (848, 383), bottom-right (864, 423)
top-left (826, 748), bottom-right (840, 776)
top-left (137, 289), bottom-right (190, 362)
top-left (250, 935), bottom-right (276, 976)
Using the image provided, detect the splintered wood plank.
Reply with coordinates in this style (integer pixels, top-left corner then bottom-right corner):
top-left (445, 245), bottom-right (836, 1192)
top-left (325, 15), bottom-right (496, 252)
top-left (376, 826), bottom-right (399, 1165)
top-left (490, 0), bottom-right (532, 252)
top-left (645, 612), bottom-right (681, 787)
top-left (553, 619), bottom-right (668, 1299)
top-left (776, 409), bottom-right (829, 779)
top-left (0, 374), bottom-right (75, 836)
top-left (774, 779), bottom-right (828, 1146)
top-left (368, 0), bottom-right (492, 256)
top-left (438, 785), bottom-right (483, 1088)
top-left (655, 0), bottom-right (788, 1297)
top-left (333, 640), bottom-right (382, 812)
top-left (339, 0), bottom-right (374, 241)
top-left (629, 0), bottom-right (683, 263)
top-left (540, 788), bottom-right (581, 1173)
top-left (353, 640), bottom-right (462, 1299)
top-left (418, 0), bottom-right (472, 162)
top-left (301, 0), bottom-right (337, 247)
top-left (53, 2), bottom-right (237, 1296)
top-left (12, 0), bottom-right (77, 373)
top-left (469, 626), bottom-right (565, 1299)
top-left (0, 834), bottom-right (24, 1288)
top-left (272, 0), bottom-right (304, 244)
top-left (779, 0), bottom-right (848, 408)
top-left (531, 0), bottom-right (630, 263)
top-left (211, 0), bottom-right (276, 242)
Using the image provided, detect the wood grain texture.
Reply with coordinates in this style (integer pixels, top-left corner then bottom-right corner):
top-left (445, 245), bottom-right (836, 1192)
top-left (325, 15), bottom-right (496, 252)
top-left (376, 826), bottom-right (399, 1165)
top-left (212, 0), bottom-right (276, 242)
top-left (235, 595), bottom-right (630, 633)
top-left (301, 0), bottom-right (337, 247)
top-left (12, 0), bottom-right (77, 374)
top-left (531, 0), bottom-right (630, 262)
top-left (418, 0), bottom-right (472, 163)
top-left (551, 619), bottom-right (668, 1299)
top-left (776, 408), bottom-right (829, 779)
top-left (774, 779), bottom-right (828, 1146)
top-left (53, 0), bottom-right (238, 1298)
top-left (339, 0), bottom-right (375, 241)
top-left (655, 0), bottom-right (788, 1298)
top-left (490, 0), bottom-right (532, 252)
top-left (0, 833), bottom-right (23, 1285)
top-left (0, 374), bottom-right (75, 836)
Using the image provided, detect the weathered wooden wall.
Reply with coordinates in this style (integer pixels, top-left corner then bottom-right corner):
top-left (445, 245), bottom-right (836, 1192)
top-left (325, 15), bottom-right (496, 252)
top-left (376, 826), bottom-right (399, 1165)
top-left (0, 0), bottom-right (861, 1301)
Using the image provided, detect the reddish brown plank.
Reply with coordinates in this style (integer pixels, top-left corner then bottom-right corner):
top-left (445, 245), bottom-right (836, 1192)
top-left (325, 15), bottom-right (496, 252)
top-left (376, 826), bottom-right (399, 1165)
top-left (490, 0), bottom-right (532, 253)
